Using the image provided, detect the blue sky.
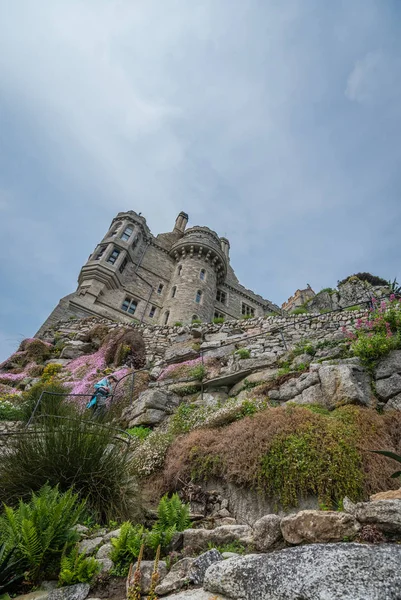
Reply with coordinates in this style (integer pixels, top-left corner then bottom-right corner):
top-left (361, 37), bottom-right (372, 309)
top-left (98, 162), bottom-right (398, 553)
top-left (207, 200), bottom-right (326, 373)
top-left (1, 0), bottom-right (401, 360)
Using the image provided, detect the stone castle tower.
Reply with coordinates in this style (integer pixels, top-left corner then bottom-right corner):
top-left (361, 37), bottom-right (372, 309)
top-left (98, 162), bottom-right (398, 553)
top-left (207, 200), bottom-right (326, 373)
top-left (37, 210), bottom-right (279, 334)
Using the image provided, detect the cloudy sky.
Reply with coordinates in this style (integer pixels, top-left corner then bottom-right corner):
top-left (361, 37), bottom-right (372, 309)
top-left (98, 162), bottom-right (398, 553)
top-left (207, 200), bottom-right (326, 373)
top-left (0, 0), bottom-right (400, 360)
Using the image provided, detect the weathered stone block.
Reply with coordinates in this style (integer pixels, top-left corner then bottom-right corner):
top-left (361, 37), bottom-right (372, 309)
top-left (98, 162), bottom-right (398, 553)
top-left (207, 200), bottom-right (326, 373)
top-left (204, 543), bottom-right (401, 600)
top-left (318, 363), bottom-right (372, 408)
top-left (280, 510), bottom-right (360, 544)
top-left (252, 514), bottom-right (282, 551)
top-left (375, 374), bottom-right (401, 401)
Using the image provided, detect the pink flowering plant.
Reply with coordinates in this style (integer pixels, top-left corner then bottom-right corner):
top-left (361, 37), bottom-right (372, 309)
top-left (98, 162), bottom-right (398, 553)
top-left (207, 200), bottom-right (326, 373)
top-left (158, 357), bottom-right (203, 381)
top-left (342, 295), bottom-right (401, 363)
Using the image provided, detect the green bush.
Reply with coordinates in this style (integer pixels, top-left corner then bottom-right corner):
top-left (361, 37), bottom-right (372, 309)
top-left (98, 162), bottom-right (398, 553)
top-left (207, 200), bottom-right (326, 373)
top-left (0, 416), bottom-right (141, 524)
top-left (41, 363), bottom-right (63, 383)
top-left (212, 317), bottom-right (225, 324)
top-left (0, 485), bottom-right (84, 582)
top-left (174, 322), bottom-right (183, 327)
top-left (235, 348), bottom-right (251, 359)
top-left (127, 426), bottom-right (152, 442)
top-left (188, 365), bottom-right (205, 381)
top-left (241, 314), bottom-right (253, 320)
top-left (58, 546), bottom-right (100, 585)
top-left (0, 397), bottom-right (24, 421)
top-left (0, 544), bottom-right (25, 594)
top-left (338, 273), bottom-right (388, 287)
top-left (345, 305), bottom-right (360, 312)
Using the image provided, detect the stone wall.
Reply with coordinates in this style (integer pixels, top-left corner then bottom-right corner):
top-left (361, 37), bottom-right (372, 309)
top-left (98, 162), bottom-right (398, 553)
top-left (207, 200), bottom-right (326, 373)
top-left (40, 307), bottom-right (368, 367)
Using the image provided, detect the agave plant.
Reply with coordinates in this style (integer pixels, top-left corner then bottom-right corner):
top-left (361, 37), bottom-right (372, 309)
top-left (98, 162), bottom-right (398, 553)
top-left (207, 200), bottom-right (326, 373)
top-left (0, 543), bottom-right (25, 594)
top-left (388, 278), bottom-right (401, 298)
top-left (371, 450), bottom-right (401, 479)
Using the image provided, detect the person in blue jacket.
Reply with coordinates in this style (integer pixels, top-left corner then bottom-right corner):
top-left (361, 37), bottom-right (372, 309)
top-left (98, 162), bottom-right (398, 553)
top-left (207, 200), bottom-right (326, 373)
top-left (87, 374), bottom-right (118, 420)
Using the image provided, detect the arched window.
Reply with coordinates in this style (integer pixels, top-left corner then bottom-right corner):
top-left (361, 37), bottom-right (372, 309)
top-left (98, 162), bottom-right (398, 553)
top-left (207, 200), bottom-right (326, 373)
top-left (177, 265), bottom-right (182, 276)
top-left (192, 314), bottom-right (199, 322)
top-left (164, 311), bottom-right (170, 325)
top-left (200, 269), bottom-right (206, 281)
top-left (171, 286), bottom-right (177, 298)
top-left (195, 290), bottom-right (202, 304)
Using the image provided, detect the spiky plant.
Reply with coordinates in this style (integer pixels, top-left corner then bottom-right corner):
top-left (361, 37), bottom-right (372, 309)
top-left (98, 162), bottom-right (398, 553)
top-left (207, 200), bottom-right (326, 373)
top-left (0, 544), bottom-right (25, 594)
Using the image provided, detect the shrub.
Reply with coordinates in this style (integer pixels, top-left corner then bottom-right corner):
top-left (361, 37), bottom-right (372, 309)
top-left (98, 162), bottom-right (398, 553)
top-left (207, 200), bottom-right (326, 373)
top-left (174, 322), bottom-right (183, 327)
top-left (235, 348), bottom-right (250, 359)
top-left (370, 450), bottom-right (401, 479)
top-left (104, 329), bottom-right (146, 369)
top-left (0, 485), bottom-right (84, 582)
top-left (291, 307), bottom-right (307, 315)
top-left (320, 288), bottom-right (335, 294)
top-left (0, 544), bottom-right (25, 594)
top-left (292, 340), bottom-right (315, 357)
top-left (18, 338), bottom-right (52, 364)
top-left (58, 546), bottom-right (100, 585)
top-left (191, 319), bottom-right (202, 325)
top-left (163, 405), bottom-right (401, 509)
top-left (212, 317), bottom-right (225, 324)
top-left (0, 396), bottom-right (24, 420)
top-left (188, 364), bottom-right (205, 381)
top-left (345, 305), bottom-right (360, 311)
top-left (132, 431), bottom-right (174, 478)
top-left (343, 296), bottom-right (401, 364)
top-left (0, 416), bottom-right (142, 524)
top-left (127, 426), bottom-right (152, 442)
top-left (41, 363), bottom-right (63, 382)
top-left (338, 273), bottom-right (388, 287)
top-left (241, 314), bottom-right (253, 320)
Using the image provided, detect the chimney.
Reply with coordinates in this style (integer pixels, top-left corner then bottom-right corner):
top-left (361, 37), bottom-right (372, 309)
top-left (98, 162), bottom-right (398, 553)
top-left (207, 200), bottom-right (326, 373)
top-left (220, 237), bottom-right (230, 259)
top-left (174, 211), bottom-right (189, 233)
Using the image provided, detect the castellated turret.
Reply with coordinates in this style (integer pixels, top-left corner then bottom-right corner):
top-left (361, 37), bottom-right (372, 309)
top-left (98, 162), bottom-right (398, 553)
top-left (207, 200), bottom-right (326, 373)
top-left (163, 227), bottom-right (228, 324)
top-left (36, 210), bottom-right (279, 336)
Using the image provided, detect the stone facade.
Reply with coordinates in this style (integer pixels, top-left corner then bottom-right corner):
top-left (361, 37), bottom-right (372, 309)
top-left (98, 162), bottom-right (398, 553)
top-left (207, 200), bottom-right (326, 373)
top-left (282, 285), bottom-right (315, 311)
top-left (36, 211), bottom-right (279, 336)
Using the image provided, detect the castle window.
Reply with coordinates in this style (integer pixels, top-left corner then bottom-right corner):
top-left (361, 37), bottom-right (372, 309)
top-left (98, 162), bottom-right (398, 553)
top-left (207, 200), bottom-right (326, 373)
top-left (120, 226), bottom-right (133, 241)
top-left (200, 269), bottom-right (206, 281)
top-left (107, 249), bottom-right (120, 265)
top-left (164, 311), bottom-right (170, 325)
top-left (132, 234), bottom-right (140, 250)
top-left (95, 246), bottom-right (106, 260)
top-left (121, 297), bottom-right (137, 315)
top-left (157, 283), bottom-right (164, 294)
top-left (216, 289), bottom-right (227, 304)
top-left (118, 257), bottom-right (128, 274)
top-left (149, 306), bottom-right (156, 318)
top-left (177, 265), bottom-right (182, 276)
top-left (195, 290), bottom-right (202, 304)
top-left (242, 303), bottom-right (255, 317)
top-left (171, 286), bottom-right (177, 298)
top-left (192, 314), bottom-right (199, 322)
top-left (214, 311), bottom-right (224, 319)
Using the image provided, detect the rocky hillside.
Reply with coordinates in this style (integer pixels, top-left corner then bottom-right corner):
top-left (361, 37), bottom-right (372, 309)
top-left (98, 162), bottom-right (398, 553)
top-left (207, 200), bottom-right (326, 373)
top-left (1, 297), bottom-right (401, 599)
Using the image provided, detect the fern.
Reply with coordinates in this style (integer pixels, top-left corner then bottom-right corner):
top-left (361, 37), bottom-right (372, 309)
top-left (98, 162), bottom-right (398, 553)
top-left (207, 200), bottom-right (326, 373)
top-left (0, 484), bottom-right (85, 582)
top-left (110, 522), bottom-right (146, 575)
top-left (156, 493), bottom-right (190, 532)
top-left (58, 546), bottom-right (100, 586)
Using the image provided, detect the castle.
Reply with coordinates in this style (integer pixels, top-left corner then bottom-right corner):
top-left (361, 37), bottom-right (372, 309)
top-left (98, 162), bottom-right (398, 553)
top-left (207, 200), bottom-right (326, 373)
top-left (37, 210), bottom-right (279, 335)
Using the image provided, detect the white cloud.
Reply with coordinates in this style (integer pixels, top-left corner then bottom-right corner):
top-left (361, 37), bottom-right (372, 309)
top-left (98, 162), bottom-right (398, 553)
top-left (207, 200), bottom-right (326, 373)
top-left (345, 51), bottom-right (401, 105)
